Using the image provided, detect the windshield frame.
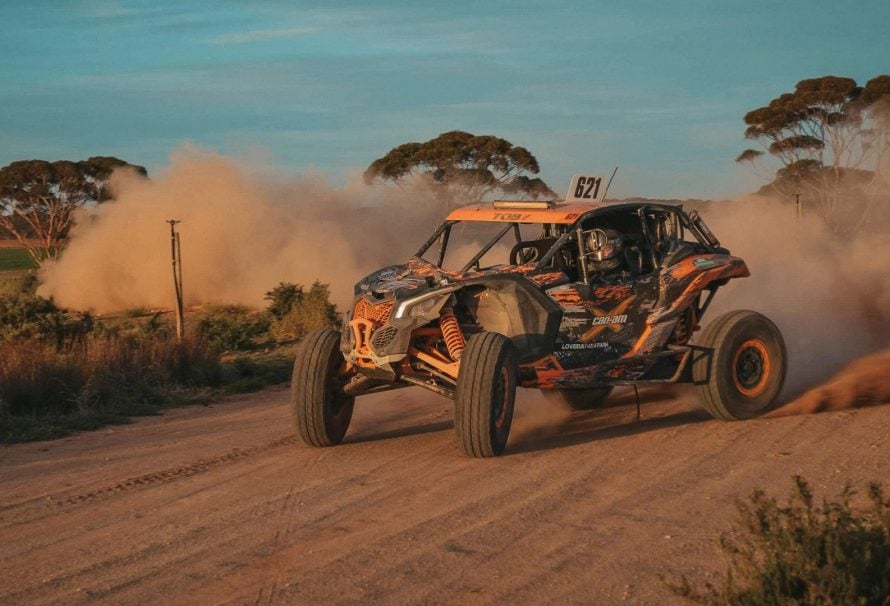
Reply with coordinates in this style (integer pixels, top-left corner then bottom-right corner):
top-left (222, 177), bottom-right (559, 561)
top-left (414, 219), bottom-right (572, 272)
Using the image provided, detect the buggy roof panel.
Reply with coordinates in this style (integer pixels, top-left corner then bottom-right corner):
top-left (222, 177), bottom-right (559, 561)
top-left (446, 201), bottom-right (600, 224)
top-left (446, 200), bottom-right (684, 225)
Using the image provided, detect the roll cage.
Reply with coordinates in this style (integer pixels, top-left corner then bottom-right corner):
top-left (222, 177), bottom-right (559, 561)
top-left (415, 203), bottom-right (723, 278)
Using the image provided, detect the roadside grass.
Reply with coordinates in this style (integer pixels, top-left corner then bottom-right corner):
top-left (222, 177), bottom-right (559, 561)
top-left (219, 345), bottom-right (296, 394)
top-left (0, 280), bottom-right (332, 444)
top-left (0, 336), bottom-right (297, 444)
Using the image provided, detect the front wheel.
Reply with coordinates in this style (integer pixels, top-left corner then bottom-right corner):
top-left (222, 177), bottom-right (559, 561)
top-left (693, 310), bottom-right (786, 420)
top-left (291, 329), bottom-right (355, 446)
top-left (454, 332), bottom-right (518, 457)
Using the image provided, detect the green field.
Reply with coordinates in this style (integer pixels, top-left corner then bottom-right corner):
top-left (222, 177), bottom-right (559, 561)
top-left (0, 247), bottom-right (37, 271)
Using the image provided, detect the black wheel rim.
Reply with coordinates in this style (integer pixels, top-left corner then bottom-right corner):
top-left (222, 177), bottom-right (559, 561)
top-left (732, 338), bottom-right (770, 397)
top-left (736, 347), bottom-right (763, 388)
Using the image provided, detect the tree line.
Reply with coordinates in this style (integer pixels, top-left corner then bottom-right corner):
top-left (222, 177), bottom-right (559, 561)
top-left (3, 73), bottom-right (887, 266)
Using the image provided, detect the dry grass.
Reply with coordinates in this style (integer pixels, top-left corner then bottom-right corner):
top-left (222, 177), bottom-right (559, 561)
top-left (0, 334), bottom-right (224, 441)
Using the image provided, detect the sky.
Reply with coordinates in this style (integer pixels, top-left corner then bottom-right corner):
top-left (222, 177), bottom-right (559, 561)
top-left (1, 0), bottom-right (888, 199)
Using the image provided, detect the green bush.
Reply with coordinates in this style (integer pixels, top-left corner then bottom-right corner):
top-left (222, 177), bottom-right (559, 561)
top-left (196, 305), bottom-right (270, 351)
top-left (265, 282), bottom-right (303, 320)
top-left (0, 289), bottom-right (97, 347)
top-left (269, 281), bottom-right (338, 341)
top-left (666, 476), bottom-right (890, 605)
top-left (0, 292), bottom-right (62, 339)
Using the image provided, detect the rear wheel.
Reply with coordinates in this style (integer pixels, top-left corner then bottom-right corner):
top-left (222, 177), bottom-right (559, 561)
top-left (291, 329), bottom-right (355, 446)
top-left (693, 310), bottom-right (786, 420)
top-left (454, 332), bottom-right (517, 457)
top-left (542, 387), bottom-right (613, 410)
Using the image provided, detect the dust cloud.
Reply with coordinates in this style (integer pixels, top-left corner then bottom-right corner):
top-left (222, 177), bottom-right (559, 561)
top-left (767, 348), bottom-right (890, 416)
top-left (38, 148), bottom-right (445, 312)
top-left (37, 147), bottom-right (889, 410)
top-left (705, 197), bottom-right (890, 397)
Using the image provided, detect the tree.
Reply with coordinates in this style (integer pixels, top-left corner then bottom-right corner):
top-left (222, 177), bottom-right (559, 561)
top-left (737, 75), bottom-right (890, 233)
top-left (364, 131), bottom-right (556, 206)
top-left (0, 156), bottom-right (146, 264)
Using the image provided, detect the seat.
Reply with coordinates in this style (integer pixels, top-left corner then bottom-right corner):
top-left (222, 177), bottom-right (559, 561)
top-left (660, 239), bottom-right (696, 268)
top-left (509, 238), bottom-right (558, 266)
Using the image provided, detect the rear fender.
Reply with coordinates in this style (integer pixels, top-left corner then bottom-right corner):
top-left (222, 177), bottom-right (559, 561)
top-left (652, 254), bottom-right (749, 323)
top-left (617, 254), bottom-right (748, 359)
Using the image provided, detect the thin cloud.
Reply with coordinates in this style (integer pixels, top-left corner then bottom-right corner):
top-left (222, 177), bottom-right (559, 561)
top-left (211, 27), bottom-right (315, 45)
top-left (87, 0), bottom-right (143, 18)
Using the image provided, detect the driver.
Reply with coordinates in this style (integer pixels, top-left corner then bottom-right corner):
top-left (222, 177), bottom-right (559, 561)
top-left (586, 228), bottom-right (626, 279)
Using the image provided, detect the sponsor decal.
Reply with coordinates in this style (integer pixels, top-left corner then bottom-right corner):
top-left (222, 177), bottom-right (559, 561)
top-left (560, 342), bottom-right (610, 350)
top-left (492, 212), bottom-right (531, 221)
top-left (589, 314), bottom-right (628, 326)
top-left (693, 258), bottom-right (719, 269)
top-left (582, 296), bottom-right (636, 341)
top-left (593, 284), bottom-right (632, 301)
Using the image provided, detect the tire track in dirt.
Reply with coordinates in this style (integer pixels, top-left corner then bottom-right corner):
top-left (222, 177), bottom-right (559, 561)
top-left (182, 404), bottom-right (708, 604)
top-left (57, 434), bottom-right (298, 507)
top-left (53, 436), bottom-right (297, 506)
top-left (1, 387), bottom-right (889, 605)
top-left (0, 434), bottom-right (298, 525)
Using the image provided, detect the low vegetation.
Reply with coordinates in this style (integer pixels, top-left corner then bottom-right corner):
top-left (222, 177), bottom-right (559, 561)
top-left (265, 281), bottom-right (338, 342)
top-left (197, 305), bottom-right (271, 351)
top-left (0, 280), bottom-right (337, 443)
top-left (665, 476), bottom-right (890, 605)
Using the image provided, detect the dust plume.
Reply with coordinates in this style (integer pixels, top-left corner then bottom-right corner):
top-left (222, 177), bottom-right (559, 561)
top-left (705, 196), bottom-right (890, 397)
top-left (38, 148), bottom-right (446, 312)
top-left (766, 349), bottom-right (890, 416)
top-left (511, 390), bottom-right (575, 441)
top-left (35, 146), bottom-right (889, 410)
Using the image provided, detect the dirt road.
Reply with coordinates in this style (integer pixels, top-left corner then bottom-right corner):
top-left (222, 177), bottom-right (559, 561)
top-left (1, 386), bottom-right (888, 605)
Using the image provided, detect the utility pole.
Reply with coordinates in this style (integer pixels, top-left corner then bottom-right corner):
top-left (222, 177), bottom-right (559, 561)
top-left (167, 220), bottom-right (184, 340)
top-left (793, 193), bottom-right (803, 224)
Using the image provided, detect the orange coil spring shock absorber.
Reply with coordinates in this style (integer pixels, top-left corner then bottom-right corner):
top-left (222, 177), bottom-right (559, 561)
top-left (439, 307), bottom-right (466, 361)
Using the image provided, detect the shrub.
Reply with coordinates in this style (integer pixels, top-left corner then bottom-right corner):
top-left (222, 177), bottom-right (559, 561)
top-left (270, 281), bottom-right (339, 341)
top-left (123, 307), bottom-right (150, 318)
top-left (265, 282), bottom-right (303, 320)
top-left (0, 271), bottom-right (37, 297)
top-left (196, 305), bottom-right (270, 351)
top-left (665, 476), bottom-right (890, 605)
top-left (0, 291), bottom-right (95, 347)
top-left (0, 292), bottom-right (62, 339)
top-left (221, 352), bottom-right (294, 394)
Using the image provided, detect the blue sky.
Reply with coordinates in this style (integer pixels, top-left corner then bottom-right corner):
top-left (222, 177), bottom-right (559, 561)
top-left (1, 0), bottom-right (888, 198)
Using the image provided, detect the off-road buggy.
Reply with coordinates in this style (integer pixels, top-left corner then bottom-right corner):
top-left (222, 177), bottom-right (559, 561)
top-left (291, 174), bottom-right (787, 457)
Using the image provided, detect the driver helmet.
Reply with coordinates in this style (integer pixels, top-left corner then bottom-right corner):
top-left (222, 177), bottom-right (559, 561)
top-left (587, 228), bottom-right (624, 272)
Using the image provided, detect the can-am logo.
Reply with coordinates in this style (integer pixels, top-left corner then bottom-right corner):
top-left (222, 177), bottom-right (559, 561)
top-left (581, 295), bottom-right (636, 342)
top-left (589, 314), bottom-right (628, 326)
